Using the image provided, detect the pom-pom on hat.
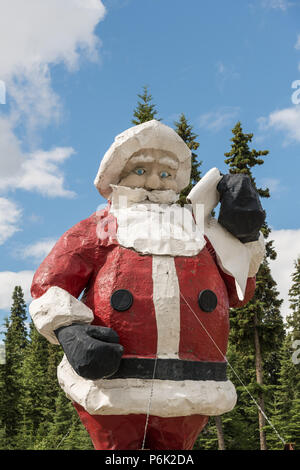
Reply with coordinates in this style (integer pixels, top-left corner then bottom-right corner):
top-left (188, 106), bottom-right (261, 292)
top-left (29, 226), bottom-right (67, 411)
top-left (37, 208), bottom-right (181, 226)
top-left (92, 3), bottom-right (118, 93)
top-left (94, 120), bottom-right (191, 199)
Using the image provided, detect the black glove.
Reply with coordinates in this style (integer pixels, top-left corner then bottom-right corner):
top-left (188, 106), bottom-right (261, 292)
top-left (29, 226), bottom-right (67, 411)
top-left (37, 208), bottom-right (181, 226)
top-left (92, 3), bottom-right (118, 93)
top-left (54, 323), bottom-right (123, 380)
top-left (217, 174), bottom-right (265, 243)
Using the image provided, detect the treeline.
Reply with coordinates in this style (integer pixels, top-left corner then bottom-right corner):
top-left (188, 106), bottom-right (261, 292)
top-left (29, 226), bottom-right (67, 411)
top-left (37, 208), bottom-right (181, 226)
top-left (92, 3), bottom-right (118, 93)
top-left (0, 88), bottom-right (299, 450)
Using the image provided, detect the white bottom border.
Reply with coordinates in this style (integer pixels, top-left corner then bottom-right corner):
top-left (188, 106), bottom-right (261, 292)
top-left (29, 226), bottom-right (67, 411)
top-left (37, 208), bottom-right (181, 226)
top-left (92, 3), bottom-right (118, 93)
top-left (58, 355), bottom-right (237, 417)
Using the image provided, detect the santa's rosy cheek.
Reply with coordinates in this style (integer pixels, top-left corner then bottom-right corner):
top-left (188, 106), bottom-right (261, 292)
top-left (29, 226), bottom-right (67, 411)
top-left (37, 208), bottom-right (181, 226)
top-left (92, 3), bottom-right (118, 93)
top-left (119, 173), bottom-right (146, 188)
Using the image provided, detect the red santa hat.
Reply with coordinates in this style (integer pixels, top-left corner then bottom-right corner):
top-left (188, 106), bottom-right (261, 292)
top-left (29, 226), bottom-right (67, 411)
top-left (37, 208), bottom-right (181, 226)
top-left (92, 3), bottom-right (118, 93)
top-left (94, 120), bottom-right (191, 199)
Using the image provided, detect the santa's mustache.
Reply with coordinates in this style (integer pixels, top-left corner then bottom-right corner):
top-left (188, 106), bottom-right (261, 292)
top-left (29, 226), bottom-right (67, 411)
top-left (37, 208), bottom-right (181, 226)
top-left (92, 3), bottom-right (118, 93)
top-left (109, 184), bottom-right (179, 204)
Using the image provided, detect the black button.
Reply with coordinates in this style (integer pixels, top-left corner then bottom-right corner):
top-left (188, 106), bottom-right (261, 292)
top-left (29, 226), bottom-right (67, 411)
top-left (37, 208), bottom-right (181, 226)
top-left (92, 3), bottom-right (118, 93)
top-left (198, 290), bottom-right (217, 313)
top-left (110, 289), bottom-right (133, 312)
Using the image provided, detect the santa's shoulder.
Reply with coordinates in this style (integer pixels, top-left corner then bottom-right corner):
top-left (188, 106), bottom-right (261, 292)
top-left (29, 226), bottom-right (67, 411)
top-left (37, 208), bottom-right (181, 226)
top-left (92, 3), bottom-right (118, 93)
top-left (53, 205), bottom-right (114, 249)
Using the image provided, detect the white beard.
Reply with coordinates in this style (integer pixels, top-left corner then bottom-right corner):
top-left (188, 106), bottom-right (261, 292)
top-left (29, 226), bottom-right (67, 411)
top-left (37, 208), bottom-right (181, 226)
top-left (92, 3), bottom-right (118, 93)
top-left (109, 184), bottom-right (179, 204)
top-left (109, 185), bottom-right (205, 256)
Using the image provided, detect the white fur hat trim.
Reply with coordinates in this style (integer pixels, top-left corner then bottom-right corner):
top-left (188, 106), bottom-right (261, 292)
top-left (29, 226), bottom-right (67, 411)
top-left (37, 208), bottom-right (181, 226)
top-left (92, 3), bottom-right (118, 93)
top-left (94, 120), bottom-right (191, 199)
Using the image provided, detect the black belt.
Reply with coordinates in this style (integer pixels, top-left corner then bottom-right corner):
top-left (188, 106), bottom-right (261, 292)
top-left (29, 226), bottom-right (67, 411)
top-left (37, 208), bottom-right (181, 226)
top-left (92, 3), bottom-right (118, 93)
top-left (109, 358), bottom-right (227, 381)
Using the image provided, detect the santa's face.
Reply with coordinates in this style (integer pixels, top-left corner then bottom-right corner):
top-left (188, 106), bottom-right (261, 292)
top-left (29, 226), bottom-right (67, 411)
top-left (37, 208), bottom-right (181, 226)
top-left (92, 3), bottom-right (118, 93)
top-left (118, 149), bottom-right (179, 192)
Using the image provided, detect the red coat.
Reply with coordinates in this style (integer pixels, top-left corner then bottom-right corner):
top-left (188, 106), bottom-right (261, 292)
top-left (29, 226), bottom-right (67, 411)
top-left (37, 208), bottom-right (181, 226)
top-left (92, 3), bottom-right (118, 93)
top-left (31, 207), bottom-right (255, 364)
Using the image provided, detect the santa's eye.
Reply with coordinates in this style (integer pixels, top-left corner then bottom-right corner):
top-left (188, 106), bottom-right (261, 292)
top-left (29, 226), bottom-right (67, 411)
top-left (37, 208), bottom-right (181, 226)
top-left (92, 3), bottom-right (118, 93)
top-left (134, 168), bottom-right (145, 176)
top-left (160, 171), bottom-right (170, 179)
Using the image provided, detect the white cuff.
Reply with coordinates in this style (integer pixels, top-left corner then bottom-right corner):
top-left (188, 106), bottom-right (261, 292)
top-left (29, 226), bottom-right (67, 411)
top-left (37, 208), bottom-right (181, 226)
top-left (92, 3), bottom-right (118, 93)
top-left (245, 232), bottom-right (265, 278)
top-left (29, 286), bottom-right (94, 344)
top-left (187, 167), bottom-right (223, 219)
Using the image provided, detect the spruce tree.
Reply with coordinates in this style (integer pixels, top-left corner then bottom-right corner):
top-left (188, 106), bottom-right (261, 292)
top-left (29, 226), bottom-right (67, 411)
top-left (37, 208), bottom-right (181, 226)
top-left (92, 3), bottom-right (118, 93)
top-left (287, 395), bottom-right (300, 449)
top-left (269, 258), bottom-right (300, 449)
top-left (224, 121), bottom-right (269, 194)
top-left (2, 286), bottom-right (28, 448)
top-left (18, 322), bottom-right (50, 447)
top-left (267, 337), bottom-right (298, 449)
top-left (0, 343), bottom-right (5, 449)
top-left (174, 113), bottom-right (202, 205)
top-left (43, 343), bottom-right (64, 423)
top-left (287, 258), bottom-right (300, 340)
top-left (222, 122), bottom-right (285, 450)
top-left (32, 390), bottom-right (73, 450)
top-left (194, 417), bottom-right (219, 450)
top-left (32, 343), bottom-right (66, 448)
top-left (132, 86), bottom-right (160, 125)
top-left (196, 342), bottom-right (260, 450)
top-left (61, 412), bottom-right (94, 450)
top-left (34, 388), bottom-right (93, 450)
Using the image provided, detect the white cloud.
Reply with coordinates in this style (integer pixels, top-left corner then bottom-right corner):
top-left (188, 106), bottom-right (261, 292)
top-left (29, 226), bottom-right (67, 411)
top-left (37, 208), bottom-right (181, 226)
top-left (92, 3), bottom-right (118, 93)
top-left (258, 106), bottom-right (300, 144)
top-left (0, 80), bottom-right (5, 104)
top-left (19, 238), bottom-right (57, 262)
top-left (260, 178), bottom-right (281, 194)
top-left (0, 0), bottom-right (106, 216)
top-left (261, 0), bottom-right (292, 10)
top-left (0, 0), bottom-right (104, 78)
top-left (198, 107), bottom-right (240, 132)
top-left (0, 116), bottom-right (24, 179)
top-left (0, 271), bottom-right (34, 310)
top-left (0, 198), bottom-right (21, 245)
top-left (269, 229), bottom-right (300, 319)
top-left (0, 116), bottom-right (75, 197)
top-left (8, 67), bottom-right (61, 131)
top-left (17, 148), bottom-right (76, 198)
top-left (0, 0), bottom-right (106, 129)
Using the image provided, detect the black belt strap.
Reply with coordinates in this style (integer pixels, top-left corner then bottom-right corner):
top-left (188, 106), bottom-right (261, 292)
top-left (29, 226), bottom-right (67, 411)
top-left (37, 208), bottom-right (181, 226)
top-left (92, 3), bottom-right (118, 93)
top-left (109, 358), bottom-right (227, 381)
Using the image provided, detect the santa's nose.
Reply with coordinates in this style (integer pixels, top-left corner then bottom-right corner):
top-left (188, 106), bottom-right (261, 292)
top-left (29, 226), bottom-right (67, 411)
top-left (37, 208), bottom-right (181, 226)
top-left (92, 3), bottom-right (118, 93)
top-left (145, 173), bottom-right (161, 190)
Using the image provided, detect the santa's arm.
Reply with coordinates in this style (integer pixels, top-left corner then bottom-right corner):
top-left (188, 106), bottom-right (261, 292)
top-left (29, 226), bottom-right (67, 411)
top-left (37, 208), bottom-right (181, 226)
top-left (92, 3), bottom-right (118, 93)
top-left (188, 167), bottom-right (265, 307)
top-left (219, 272), bottom-right (256, 308)
top-left (30, 212), bottom-right (123, 380)
top-left (30, 214), bottom-right (101, 344)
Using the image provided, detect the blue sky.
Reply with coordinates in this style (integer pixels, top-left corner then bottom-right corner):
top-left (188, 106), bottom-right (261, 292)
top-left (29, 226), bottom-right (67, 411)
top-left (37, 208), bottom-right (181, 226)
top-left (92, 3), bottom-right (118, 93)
top-left (0, 0), bottom-right (300, 334)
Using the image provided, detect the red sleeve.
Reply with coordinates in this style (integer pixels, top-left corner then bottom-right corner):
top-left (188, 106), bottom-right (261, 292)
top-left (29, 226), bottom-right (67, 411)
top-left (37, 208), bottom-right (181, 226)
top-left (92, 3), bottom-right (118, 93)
top-left (31, 212), bottom-right (106, 300)
top-left (218, 270), bottom-right (256, 308)
top-left (205, 236), bottom-right (256, 308)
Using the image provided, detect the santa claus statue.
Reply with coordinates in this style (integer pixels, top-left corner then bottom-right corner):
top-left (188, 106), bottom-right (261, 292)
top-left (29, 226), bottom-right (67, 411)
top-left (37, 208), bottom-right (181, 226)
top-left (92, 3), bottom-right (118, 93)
top-left (29, 120), bottom-right (265, 450)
